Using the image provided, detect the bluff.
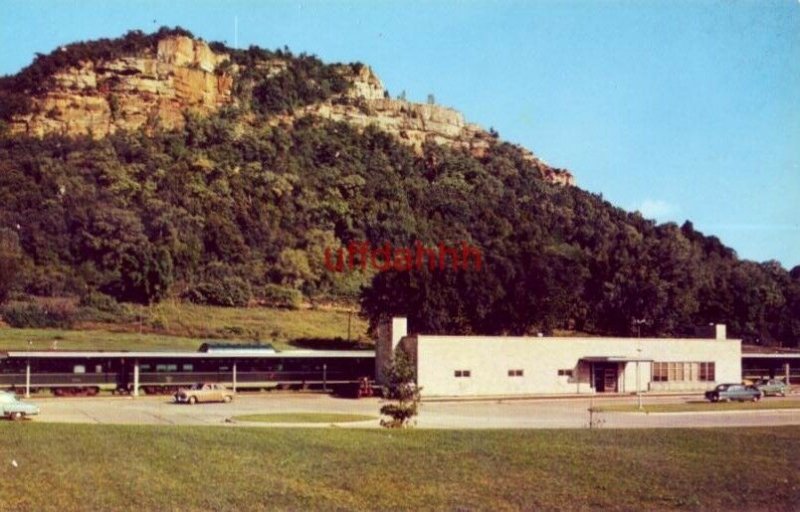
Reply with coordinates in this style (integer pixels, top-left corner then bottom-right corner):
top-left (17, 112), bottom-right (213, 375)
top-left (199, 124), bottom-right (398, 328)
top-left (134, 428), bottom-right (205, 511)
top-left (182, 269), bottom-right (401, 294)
top-left (1, 33), bottom-right (574, 186)
top-left (9, 36), bottom-right (233, 138)
top-left (1, 29), bottom-right (796, 345)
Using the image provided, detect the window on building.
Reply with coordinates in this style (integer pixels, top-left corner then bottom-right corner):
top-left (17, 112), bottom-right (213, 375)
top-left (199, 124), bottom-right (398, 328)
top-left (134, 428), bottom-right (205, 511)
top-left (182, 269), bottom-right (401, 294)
top-left (557, 369), bottom-right (573, 377)
top-left (652, 362), bottom-right (667, 382)
top-left (653, 361), bottom-right (715, 382)
top-left (699, 362), bottom-right (715, 381)
top-left (454, 370), bottom-right (471, 378)
top-left (508, 369), bottom-right (524, 377)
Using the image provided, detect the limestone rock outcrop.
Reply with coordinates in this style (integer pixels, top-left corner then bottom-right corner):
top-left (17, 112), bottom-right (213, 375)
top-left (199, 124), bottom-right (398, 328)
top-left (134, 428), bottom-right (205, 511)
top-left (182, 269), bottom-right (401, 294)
top-left (304, 65), bottom-right (575, 185)
top-left (9, 36), bottom-right (234, 138)
top-left (8, 35), bottom-right (574, 186)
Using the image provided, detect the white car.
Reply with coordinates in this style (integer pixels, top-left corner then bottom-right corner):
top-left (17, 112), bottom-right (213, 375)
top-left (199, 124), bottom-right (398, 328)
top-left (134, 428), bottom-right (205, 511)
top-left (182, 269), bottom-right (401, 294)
top-left (0, 391), bottom-right (40, 420)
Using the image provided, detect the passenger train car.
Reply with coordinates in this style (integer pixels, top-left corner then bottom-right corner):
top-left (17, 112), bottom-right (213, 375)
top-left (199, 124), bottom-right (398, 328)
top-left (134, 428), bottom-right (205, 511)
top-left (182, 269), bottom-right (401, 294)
top-left (0, 346), bottom-right (375, 396)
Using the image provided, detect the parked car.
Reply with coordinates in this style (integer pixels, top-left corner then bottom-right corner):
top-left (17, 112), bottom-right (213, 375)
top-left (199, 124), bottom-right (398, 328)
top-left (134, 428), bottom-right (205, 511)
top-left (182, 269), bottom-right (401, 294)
top-left (0, 391), bottom-right (40, 420)
top-left (704, 383), bottom-right (762, 402)
top-left (174, 383), bottom-right (234, 404)
top-left (753, 378), bottom-right (789, 397)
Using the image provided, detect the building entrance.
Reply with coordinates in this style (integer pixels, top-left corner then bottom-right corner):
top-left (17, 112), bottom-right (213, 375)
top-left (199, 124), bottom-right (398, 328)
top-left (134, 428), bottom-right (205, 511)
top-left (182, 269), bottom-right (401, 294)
top-left (593, 363), bottom-right (619, 392)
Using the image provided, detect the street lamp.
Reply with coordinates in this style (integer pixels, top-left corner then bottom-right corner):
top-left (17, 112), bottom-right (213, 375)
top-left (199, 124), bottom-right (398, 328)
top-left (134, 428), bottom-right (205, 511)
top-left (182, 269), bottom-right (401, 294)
top-left (636, 347), bottom-right (643, 410)
top-left (632, 318), bottom-right (647, 410)
top-left (632, 318), bottom-right (646, 338)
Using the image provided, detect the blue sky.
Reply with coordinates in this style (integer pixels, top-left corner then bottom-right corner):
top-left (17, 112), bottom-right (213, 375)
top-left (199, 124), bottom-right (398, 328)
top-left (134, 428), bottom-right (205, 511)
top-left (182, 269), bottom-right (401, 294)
top-left (2, 0), bottom-right (799, 268)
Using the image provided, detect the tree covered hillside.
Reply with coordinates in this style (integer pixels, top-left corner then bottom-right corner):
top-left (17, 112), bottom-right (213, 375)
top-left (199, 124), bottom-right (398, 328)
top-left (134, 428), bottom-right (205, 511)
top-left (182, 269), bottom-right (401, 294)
top-left (0, 30), bottom-right (797, 346)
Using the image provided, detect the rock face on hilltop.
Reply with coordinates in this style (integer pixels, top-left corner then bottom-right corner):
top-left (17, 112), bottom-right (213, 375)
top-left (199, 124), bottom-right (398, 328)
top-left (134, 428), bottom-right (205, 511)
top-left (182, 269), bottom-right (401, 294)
top-left (5, 34), bottom-right (574, 186)
top-left (9, 36), bottom-right (234, 138)
top-left (308, 66), bottom-right (575, 185)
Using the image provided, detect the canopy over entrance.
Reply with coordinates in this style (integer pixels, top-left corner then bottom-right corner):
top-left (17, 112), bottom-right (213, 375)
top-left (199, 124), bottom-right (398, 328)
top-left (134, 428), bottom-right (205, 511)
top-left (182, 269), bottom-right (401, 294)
top-left (579, 356), bottom-right (653, 363)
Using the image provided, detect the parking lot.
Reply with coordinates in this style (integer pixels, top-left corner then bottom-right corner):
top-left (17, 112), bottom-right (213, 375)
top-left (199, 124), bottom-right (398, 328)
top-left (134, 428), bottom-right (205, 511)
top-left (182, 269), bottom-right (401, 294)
top-left (16, 392), bottom-right (800, 429)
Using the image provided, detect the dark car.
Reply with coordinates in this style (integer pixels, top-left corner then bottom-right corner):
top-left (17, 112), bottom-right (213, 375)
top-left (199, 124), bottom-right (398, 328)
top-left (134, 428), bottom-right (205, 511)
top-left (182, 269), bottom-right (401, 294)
top-left (704, 384), bottom-right (762, 402)
top-left (753, 379), bottom-right (789, 397)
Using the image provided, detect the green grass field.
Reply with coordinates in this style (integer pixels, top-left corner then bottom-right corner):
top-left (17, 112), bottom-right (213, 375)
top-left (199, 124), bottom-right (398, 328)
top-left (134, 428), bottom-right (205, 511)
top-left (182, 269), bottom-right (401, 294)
top-left (0, 302), bottom-right (370, 351)
top-left (232, 413), bottom-right (376, 423)
top-left (599, 399), bottom-right (800, 413)
top-left (1, 424), bottom-right (798, 511)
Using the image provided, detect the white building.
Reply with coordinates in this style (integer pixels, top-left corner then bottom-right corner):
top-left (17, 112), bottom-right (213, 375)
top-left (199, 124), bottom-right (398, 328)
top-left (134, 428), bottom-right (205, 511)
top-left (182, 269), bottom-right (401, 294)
top-left (376, 318), bottom-right (741, 397)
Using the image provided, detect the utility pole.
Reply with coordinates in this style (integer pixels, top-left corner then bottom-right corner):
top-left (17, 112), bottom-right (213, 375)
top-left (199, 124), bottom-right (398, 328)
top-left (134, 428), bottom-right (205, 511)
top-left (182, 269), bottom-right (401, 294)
top-left (347, 308), bottom-right (352, 342)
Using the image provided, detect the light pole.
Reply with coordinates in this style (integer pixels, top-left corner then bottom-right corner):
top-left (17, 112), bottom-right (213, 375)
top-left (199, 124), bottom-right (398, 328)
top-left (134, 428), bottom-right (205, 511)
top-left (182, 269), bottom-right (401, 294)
top-left (636, 347), bottom-right (643, 410)
top-left (633, 318), bottom-right (646, 338)
top-left (632, 318), bottom-right (646, 410)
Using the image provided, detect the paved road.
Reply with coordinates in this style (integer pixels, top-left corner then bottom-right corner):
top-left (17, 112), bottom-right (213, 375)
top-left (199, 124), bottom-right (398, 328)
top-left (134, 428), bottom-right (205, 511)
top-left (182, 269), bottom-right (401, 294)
top-left (17, 393), bottom-right (800, 429)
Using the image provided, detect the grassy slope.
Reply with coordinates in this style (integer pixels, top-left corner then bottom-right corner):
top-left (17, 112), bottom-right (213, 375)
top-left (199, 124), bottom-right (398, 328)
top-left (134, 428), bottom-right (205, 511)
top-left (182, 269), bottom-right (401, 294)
top-left (599, 400), bottom-right (800, 413)
top-left (0, 328), bottom-right (206, 352)
top-left (0, 302), bottom-right (370, 351)
top-left (1, 424), bottom-right (798, 511)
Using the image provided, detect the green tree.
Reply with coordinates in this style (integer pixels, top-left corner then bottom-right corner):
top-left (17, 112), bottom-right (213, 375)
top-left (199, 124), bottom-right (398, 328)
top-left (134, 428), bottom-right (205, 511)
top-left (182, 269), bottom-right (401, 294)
top-left (104, 244), bottom-right (173, 304)
top-left (379, 349), bottom-right (421, 428)
top-left (0, 228), bottom-right (22, 303)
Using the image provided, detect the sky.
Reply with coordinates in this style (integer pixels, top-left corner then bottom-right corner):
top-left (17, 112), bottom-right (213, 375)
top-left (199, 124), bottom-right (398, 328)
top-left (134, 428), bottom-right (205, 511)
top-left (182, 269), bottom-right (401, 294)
top-left (2, 0), bottom-right (799, 268)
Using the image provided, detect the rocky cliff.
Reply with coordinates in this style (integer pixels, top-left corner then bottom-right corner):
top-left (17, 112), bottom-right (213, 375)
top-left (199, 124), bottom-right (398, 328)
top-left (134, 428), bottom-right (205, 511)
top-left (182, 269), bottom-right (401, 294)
top-left (302, 65), bottom-right (574, 185)
top-left (9, 36), bottom-right (234, 138)
top-left (5, 34), bottom-right (574, 186)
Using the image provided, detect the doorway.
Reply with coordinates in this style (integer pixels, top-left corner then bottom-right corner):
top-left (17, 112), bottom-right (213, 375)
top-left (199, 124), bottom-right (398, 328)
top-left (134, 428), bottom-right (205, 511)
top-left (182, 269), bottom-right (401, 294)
top-left (593, 363), bottom-right (619, 393)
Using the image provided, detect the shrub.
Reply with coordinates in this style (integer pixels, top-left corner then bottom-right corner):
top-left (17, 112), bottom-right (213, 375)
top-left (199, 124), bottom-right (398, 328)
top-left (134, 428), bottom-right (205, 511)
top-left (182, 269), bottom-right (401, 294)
top-left (79, 291), bottom-right (122, 313)
top-left (258, 284), bottom-right (302, 310)
top-left (184, 277), bottom-right (251, 307)
top-left (76, 291), bottom-right (132, 323)
top-left (0, 299), bottom-right (77, 328)
top-left (21, 265), bottom-right (88, 298)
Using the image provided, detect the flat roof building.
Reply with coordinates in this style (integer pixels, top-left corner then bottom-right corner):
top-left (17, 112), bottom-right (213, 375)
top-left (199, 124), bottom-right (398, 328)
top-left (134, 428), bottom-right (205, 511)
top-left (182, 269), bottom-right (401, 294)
top-left (377, 318), bottom-right (741, 397)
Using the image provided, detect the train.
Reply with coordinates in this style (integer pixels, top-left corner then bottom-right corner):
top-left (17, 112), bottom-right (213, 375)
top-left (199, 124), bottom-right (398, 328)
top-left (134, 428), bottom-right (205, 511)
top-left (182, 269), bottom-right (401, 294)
top-left (0, 345), bottom-right (376, 397)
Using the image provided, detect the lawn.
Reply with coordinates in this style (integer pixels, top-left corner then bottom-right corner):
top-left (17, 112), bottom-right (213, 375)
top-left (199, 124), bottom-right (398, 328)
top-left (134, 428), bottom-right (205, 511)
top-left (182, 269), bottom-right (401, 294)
top-left (0, 302), bottom-right (371, 352)
top-left (232, 413), bottom-right (376, 423)
top-left (598, 399), bottom-right (800, 413)
top-left (1, 424), bottom-right (798, 511)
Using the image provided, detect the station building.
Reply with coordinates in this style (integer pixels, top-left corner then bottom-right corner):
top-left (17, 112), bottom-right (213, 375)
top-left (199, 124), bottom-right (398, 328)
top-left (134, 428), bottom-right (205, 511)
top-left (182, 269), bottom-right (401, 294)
top-left (376, 318), bottom-right (742, 397)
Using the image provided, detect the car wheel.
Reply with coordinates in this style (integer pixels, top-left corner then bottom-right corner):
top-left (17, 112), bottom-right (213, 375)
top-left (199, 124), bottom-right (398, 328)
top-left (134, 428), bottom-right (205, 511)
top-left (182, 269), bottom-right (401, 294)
top-left (223, 395), bottom-right (232, 403)
top-left (188, 396), bottom-right (197, 405)
top-left (711, 395), bottom-right (719, 403)
top-left (752, 394), bottom-right (761, 402)
top-left (10, 411), bottom-right (22, 421)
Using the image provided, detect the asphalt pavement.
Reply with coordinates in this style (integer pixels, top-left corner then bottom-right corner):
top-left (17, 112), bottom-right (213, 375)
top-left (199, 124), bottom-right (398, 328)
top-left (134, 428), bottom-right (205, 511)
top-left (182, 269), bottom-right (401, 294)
top-left (14, 392), bottom-right (800, 429)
